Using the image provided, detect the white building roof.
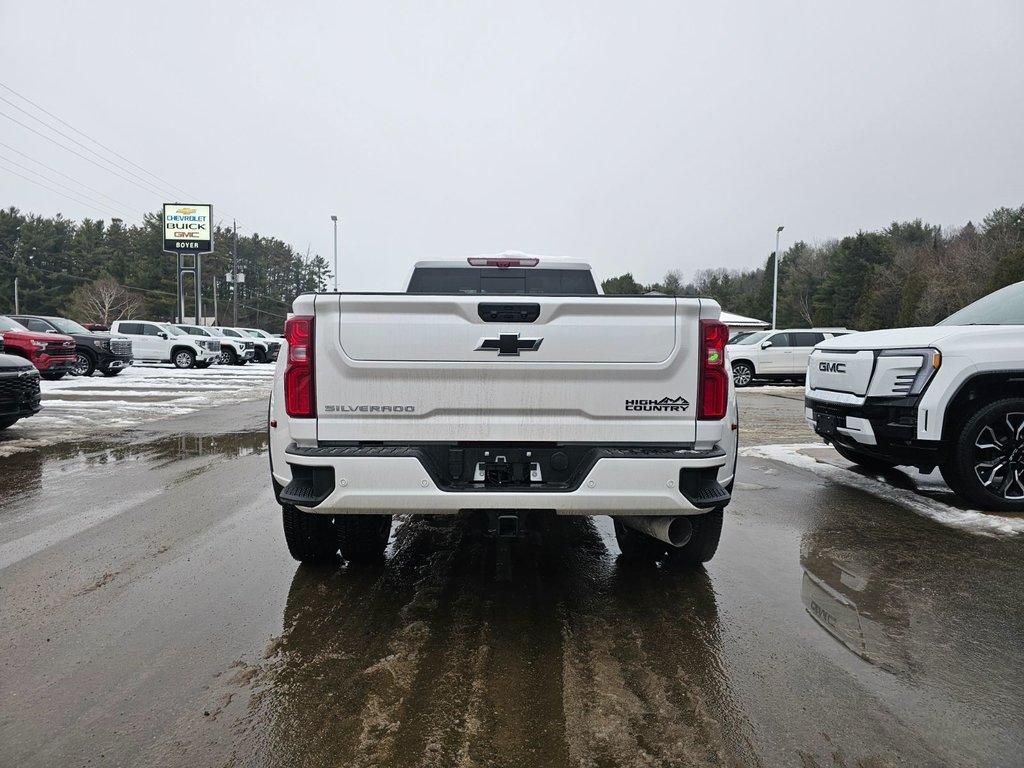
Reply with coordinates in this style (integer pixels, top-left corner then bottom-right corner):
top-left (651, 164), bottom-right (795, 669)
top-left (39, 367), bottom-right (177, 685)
top-left (720, 311), bottom-right (769, 327)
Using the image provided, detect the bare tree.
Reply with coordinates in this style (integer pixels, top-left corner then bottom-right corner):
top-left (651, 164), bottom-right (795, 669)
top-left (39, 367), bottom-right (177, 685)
top-left (67, 278), bottom-right (143, 325)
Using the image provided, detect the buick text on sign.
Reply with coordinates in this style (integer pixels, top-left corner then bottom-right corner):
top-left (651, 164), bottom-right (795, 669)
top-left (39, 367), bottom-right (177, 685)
top-left (163, 204), bottom-right (213, 253)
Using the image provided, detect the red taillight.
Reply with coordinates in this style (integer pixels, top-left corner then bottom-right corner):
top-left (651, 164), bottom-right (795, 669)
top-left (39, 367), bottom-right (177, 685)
top-left (698, 319), bottom-right (729, 420)
top-left (467, 256), bottom-right (539, 268)
top-left (284, 315), bottom-right (315, 418)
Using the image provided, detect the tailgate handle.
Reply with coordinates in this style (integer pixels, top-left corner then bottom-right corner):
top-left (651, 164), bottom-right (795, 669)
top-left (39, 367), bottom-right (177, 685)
top-left (477, 303), bottom-right (540, 323)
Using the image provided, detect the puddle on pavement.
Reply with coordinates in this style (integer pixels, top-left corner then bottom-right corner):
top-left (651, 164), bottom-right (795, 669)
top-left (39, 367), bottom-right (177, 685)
top-left (0, 430), bottom-right (268, 506)
top-left (202, 514), bottom-right (750, 768)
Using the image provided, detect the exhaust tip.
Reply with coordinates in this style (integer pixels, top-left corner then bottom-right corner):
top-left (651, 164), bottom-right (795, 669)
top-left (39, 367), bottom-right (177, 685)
top-left (666, 517), bottom-right (693, 547)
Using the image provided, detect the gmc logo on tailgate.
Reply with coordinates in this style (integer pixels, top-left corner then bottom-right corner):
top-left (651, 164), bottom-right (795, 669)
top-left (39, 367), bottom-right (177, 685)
top-left (818, 361), bottom-right (846, 373)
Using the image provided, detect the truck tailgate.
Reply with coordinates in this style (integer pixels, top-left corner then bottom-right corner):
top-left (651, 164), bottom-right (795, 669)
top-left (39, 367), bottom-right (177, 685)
top-left (313, 294), bottom-right (706, 444)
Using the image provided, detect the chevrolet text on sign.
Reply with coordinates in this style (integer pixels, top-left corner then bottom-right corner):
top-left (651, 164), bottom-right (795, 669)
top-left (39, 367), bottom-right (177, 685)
top-left (163, 204), bottom-right (213, 253)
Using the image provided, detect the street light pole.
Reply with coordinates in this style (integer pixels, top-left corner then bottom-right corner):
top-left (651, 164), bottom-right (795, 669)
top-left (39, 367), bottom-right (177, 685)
top-left (331, 215), bottom-right (338, 292)
top-left (772, 225), bottom-right (785, 329)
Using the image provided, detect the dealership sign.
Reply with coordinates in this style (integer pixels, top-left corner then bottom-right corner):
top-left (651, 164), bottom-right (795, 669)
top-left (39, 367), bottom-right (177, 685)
top-left (163, 203), bottom-right (213, 253)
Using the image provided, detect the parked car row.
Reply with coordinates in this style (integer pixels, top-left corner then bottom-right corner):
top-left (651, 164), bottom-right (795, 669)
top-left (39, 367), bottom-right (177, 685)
top-left (107, 321), bottom-right (280, 369)
top-left (9, 314), bottom-right (133, 377)
top-left (0, 314), bottom-right (279, 432)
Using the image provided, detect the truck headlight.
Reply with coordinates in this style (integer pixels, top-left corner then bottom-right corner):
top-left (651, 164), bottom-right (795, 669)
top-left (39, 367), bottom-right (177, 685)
top-left (93, 339), bottom-right (110, 350)
top-left (31, 340), bottom-right (47, 348)
top-left (879, 347), bottom-right (941, 395)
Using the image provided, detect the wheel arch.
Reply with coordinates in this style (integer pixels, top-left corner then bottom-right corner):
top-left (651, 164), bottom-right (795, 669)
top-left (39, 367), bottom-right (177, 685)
top-left (170, 344), bottom-right (197, 362)
top-left (941, 371), bottom-right (1024, 440)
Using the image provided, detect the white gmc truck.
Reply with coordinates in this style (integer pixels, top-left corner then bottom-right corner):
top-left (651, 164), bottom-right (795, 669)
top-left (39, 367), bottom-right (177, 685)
top-left (269, 254), bottom-right (738, 566)
top-left (806, 279), bottom-right (1024, 512)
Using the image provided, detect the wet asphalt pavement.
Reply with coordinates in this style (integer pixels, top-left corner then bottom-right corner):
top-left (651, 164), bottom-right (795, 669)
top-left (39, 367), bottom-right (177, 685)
top-left (0, 389), bottom-right (1021, 767)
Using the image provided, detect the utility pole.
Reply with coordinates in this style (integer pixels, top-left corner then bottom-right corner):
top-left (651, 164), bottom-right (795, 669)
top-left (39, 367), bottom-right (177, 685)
top-left (331, 215), bottom-right (338, 291)
top-left (212, 275), bottom-right (218, 324)
top-left (14, 277), bottom-right (18, 313)
top-left (772, 225), bottom-right (785, 330)
top-left (232, 219), bottom-right (238, 327)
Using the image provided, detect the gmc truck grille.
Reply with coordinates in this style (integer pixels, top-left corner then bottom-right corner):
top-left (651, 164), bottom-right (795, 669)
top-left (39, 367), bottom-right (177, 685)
top-left (209, 341), bottom-right (222, 353)
top-left (110, 338), bottom-right (133, 356)
top-left (243, 341), bottom-right (254, 350)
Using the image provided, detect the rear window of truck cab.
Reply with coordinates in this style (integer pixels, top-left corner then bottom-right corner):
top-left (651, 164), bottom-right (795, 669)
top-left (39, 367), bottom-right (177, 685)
top-left (406, 267), bottom-right (598, 295)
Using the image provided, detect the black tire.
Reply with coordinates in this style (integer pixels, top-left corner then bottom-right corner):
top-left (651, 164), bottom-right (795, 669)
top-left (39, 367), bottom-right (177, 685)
top-left (194, 361), bottom-right (212, 369)
top-left (832, 442), bottom-right (897, 472)
top-left (732, 361), bottom-right (754, 388)
top-left (664, 508), bottom-right (724, 567)
top-left (282, 504), bottom-right (338, 563)
top-left (0, 417), bottom-right (18, 431)
top-left (336, 515), bottom-right (392, 563)
top-left (254, 348), bottom-right (268, 364)
top-left (101, 367), bottom-right (124, 377)
top-left (219, 347), bottom-right (238, 366)
top-left (172, 349), bottom-right (196, 369)
top-left (71, 351), bottom-right (96, 377)
top-left (939, 397), bottom-right (1024, 512)
top-left (613, 518), bottom-right (668, 562)
top-left (41, 371), bottom-right (66, 380)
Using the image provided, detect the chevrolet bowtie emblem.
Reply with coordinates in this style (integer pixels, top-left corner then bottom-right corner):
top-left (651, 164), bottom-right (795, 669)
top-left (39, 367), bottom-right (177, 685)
top-left (476, 333), bottom-right (543, 357)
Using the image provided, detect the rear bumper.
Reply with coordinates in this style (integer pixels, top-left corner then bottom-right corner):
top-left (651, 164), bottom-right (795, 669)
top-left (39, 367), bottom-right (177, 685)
top-left (276, 443), bottom-right (731, 516)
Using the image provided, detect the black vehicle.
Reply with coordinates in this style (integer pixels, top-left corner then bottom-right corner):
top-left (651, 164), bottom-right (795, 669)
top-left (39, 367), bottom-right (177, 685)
top-left (9, 315), bottom-right (134, 377)
top-left (0, 340), bottom-right (42, 430)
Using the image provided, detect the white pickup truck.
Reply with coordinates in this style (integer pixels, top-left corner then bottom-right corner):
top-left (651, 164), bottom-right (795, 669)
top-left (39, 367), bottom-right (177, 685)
top-left (269, 254), bottom-right (738, 566)
top-left (109, 320), bottom-right (222, 369)
top-left (805, 279), bottom-right (1024, 511)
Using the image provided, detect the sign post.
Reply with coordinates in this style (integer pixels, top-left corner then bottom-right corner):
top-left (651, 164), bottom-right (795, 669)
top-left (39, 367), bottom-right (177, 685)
top-left (162, 204), bottom-right (213, 324)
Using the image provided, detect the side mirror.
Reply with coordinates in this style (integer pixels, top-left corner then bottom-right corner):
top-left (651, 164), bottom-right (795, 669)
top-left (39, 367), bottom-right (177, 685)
top-left (158, 332), bottom-right (168, 339)
top-left (761, 341), bottom-right (773, 349)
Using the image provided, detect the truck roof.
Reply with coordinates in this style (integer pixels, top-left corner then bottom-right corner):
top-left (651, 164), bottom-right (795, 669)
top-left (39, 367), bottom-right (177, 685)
top-left (411, 251), bottom-right (593, 271)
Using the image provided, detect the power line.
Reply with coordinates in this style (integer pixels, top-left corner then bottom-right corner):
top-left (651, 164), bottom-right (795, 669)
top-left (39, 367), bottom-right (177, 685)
top-left (6, 259), bottom-right (292, 319)
top-left (0, 82), bottom-right (249, 231)
top-left (0, 160), bottom-right (124, 218)
top-left (0, 80), bottom-right (197, 202)
top-left (0, 109), bottom-right (171, 201)
top-left (0, 93), bottom-right (188, 202)
top-left (0, 148), bottom-right (143, 217)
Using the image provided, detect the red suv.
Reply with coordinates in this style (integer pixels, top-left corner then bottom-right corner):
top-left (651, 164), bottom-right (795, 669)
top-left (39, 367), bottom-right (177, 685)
top-left (0, 315), bottom-right (77, 380)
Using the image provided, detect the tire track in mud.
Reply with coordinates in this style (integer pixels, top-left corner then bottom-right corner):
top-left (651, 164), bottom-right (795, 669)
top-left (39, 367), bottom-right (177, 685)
top-left (554, 520), bottom-right (757, 768)
top-left (161, 515), bottom-right (758, 767)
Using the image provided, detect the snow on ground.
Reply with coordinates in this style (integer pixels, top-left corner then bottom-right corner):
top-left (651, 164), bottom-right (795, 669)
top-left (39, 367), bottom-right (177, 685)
top-left (0, 363), bottom-right (274, 456)
top-left (741, 443), bottom-right (1024, 537)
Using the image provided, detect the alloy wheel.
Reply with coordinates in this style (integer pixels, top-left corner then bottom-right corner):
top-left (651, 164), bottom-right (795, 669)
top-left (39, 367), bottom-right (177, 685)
top-left (971, 411), bottom-right (1024, 500)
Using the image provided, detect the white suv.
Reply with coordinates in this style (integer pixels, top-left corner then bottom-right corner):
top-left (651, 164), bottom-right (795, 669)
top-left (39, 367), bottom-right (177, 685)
top-left (109, 320), bottom-right (221, 369)
top-left (728, 328), bottom-right (852, 387)
top-left (173, 324), bottom-right (254, 366)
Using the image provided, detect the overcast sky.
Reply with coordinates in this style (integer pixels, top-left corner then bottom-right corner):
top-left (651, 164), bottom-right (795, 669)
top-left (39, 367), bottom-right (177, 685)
top-left (2, 0), bottom-right (1022, 291)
